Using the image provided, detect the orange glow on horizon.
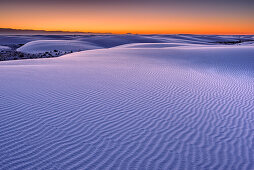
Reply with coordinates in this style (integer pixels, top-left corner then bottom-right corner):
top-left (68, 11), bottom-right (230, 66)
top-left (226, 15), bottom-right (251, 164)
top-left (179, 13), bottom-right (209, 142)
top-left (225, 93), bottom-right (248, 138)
top-left (1, 3), bottom-right (253, 35)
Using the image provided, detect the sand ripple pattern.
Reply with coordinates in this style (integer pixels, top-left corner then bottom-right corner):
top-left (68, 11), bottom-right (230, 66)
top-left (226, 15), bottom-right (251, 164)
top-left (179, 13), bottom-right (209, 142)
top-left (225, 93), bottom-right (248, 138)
top-left (0, 45), bottom-right (254, 170)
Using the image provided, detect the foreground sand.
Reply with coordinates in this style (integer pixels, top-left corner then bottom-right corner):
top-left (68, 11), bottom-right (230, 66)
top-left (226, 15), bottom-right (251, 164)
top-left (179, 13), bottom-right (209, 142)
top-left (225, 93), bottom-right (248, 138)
top-left (0, 36), bottom-right (254, 169)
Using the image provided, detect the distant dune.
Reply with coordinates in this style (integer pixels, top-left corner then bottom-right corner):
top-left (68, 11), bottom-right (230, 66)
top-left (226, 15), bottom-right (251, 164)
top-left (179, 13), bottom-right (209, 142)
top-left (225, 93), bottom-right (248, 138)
top-left (0, 28), bottom-right (92, 35)
top-left (0, 34), bottom-right (254, 169)
top-left (0, 45), bottom-right (11, 50)
top-left (17, 40), bottom-right (101, 54)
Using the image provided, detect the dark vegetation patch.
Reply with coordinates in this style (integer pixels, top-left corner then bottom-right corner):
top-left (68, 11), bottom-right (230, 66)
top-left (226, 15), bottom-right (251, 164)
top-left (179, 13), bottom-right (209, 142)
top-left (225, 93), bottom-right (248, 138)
top-left (0, 49), bottom-right (72, 61)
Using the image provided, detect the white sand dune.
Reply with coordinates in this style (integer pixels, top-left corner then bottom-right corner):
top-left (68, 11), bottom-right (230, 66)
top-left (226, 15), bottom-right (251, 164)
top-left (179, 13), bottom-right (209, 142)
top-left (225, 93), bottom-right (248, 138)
top-left (0, 35), bottom-right (86, 45)
top-left (0, 45), bottom-right (11, 50)
top-left (17, 40), bottom-right (101, 54)
top-left (118, 43), bottom-right (188, 48)
top-left (75, 34), bottom-right (165, 48)
top-left (0, 35), bottom-right (254, 169)
top-left (0, 35), bottom-right (38, 45)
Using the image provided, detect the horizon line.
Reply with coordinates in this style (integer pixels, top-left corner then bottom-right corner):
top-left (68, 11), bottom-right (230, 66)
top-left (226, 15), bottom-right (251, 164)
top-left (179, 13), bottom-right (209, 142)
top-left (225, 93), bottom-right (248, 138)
top-left (0, 28), bottom-right (253, 35)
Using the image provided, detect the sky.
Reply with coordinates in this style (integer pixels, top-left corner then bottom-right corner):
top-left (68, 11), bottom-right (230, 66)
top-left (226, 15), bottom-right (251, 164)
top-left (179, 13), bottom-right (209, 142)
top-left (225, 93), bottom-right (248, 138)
top-left (1, 0), bottom-right (254, 34)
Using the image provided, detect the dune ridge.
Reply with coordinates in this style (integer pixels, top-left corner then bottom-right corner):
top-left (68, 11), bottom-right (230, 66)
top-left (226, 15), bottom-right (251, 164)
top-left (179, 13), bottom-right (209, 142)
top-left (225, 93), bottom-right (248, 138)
top-left (16, 40), bottom-right (101, 54)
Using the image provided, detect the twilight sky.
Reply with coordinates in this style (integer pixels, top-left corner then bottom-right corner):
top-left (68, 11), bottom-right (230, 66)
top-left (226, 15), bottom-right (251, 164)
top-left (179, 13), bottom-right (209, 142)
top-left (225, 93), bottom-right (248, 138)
top-left (1, 0), bottom-right (254, 34)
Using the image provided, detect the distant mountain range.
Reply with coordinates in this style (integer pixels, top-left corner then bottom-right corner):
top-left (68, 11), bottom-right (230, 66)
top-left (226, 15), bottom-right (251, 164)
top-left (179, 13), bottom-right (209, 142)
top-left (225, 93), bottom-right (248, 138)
top-left (0, 28), bottom-right (101, 35)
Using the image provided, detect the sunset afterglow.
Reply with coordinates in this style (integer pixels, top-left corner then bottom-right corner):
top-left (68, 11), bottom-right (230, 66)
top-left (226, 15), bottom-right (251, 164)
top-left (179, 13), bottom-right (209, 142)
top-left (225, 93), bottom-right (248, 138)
top-left (1, 0), bottom-right (254, 34)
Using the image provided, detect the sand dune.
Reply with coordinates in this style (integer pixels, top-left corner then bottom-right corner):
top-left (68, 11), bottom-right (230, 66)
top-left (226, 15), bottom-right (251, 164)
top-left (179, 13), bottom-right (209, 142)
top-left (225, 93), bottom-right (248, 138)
top-left (76, 34), bottom-right (165, 48)
top-left (0, 45), bottom-right (11, 50)
top-left (118, 43), bottom-right (188, 48)
top-left (17, 40), bottom-right (101, 54)
top-left (0, 35), bottom-right (254, 169)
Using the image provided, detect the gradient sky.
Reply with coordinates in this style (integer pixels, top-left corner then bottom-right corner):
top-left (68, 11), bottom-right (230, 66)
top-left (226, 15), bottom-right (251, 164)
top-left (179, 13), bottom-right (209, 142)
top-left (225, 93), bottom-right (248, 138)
top-left (1, 0), bottom-right (254, 34)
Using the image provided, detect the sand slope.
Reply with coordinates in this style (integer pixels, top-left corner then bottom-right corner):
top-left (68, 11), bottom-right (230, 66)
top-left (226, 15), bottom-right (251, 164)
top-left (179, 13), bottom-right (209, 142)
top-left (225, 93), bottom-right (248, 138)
top-left (0, 45), bottom-right (11, 50)
top-left (17, 40), bottom-right (101, 54)
top-left (0, 36), bottom-right (254, 169)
